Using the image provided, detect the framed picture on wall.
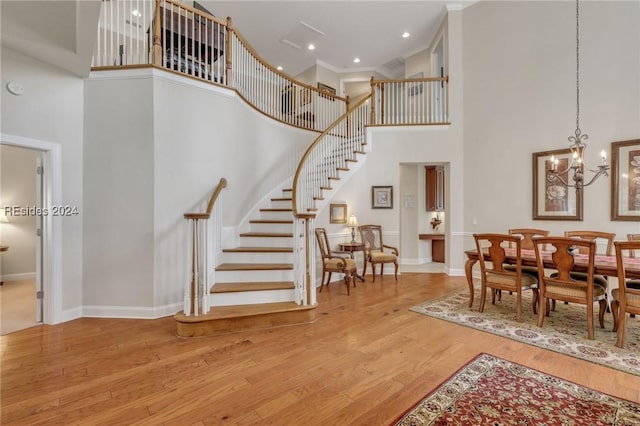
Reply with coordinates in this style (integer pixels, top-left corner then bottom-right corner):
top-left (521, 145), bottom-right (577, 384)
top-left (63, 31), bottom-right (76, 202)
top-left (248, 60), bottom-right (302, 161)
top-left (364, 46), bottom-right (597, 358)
top-left (330, 203), bottom-right (347, 224)
top-left (611, 138), bottom-right (640, 221)
top-left (317, 82), bottom-right (336, 100)
top-left (371, 186), bottom-right (393, 209)
top-left (532, 149), bottom-right (583, 220)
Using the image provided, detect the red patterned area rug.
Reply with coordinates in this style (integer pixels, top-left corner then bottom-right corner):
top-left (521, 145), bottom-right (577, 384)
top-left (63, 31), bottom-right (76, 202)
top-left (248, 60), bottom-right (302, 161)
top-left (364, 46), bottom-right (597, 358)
top-left (410, 288), bottom-right (640, 376)
top-left (393, 353), bottom-right (640, 426)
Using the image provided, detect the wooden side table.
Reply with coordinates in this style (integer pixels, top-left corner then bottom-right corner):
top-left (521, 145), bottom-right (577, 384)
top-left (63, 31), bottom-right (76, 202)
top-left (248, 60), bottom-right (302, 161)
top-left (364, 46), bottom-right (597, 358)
top-left (339, 242), bottom-right (365, 281)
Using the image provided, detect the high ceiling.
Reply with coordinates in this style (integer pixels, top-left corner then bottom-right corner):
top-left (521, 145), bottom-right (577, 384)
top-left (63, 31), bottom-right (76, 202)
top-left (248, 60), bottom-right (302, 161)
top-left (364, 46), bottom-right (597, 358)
top-left (0, 1), bottom-right (475, 79)
top-left (192, 1), bottom-right (472, 78)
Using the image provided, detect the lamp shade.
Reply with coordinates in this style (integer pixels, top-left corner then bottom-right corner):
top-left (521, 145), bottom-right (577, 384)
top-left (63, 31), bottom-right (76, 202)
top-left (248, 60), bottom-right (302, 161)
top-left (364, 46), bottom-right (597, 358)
top-left (347, 214), bottom-right (358, 227)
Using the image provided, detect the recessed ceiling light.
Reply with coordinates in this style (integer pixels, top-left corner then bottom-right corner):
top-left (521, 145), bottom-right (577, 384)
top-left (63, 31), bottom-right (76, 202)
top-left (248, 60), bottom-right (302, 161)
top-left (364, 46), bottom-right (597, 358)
top-left (276, 66), bottom-right (283, 71)
top-left (402, 32), bottom-right (410, 38)
top-left (307, 44), bottom-right (315, 50)
top-left (353, 57), bottom-right (360, 63)
top-left (131, 9), bottom-right (142, 17)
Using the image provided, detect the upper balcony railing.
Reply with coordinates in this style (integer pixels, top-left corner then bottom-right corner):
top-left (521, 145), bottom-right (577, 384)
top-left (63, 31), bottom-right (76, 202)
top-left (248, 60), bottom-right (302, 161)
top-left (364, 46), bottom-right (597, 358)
top-left (92, 0), bottom-right (449, 133)
top-left (92, 0), bottom-right (348, 131)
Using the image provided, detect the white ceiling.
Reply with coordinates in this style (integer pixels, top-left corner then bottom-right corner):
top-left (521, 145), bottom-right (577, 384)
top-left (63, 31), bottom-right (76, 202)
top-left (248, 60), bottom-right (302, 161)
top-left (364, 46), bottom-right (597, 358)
top-left (0, 1), bottom-right (474, 79)
top-left (202, 1), bottom-right (462, 78)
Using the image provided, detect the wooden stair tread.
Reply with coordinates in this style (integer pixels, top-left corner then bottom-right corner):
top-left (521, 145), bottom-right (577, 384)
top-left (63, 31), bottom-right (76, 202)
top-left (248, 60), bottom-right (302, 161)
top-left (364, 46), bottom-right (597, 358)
top-left (215, 263), bottom-right (293, 271)
top-left (211, 281), bottom-right (295, 293)
top-left (239, 232), bottom-right (293, 238)
top-left (174, 302), bottom-right (317, 336)
top-left (222, 247), bottom-right (293, 253)
top-left (249, 219), bottom-right (293, 224)
top-left (176, 302), bottom-right (313, 322)
top-left (259, 208), bottom-right (292, 212)
top-left (270, 198), bottom-right (292, 201)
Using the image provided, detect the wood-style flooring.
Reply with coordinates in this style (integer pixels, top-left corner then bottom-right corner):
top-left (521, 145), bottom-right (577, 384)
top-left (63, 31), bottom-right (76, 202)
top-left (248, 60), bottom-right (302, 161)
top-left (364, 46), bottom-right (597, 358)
top-left (2, 273), bottom-right (640, 425)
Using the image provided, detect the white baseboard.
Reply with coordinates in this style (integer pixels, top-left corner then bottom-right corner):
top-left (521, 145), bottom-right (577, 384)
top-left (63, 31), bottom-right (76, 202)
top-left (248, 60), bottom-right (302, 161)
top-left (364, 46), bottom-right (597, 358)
top-left (0, 272), bottom-right (36, 282)
top-left (82, 302), bottom-right (182, 319)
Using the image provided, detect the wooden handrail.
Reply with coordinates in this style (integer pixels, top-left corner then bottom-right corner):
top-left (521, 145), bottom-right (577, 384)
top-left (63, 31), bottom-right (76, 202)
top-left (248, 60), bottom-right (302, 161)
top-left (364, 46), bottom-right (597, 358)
top-left (372, 76), bottom-right (449, 85)
top-left (291, 94), bottom-right (372, 216)
top-left (163, 0), bottom-right (228, 26)
top-left (230, 28), bottom-right (348, 103)
top-left (184, 177), bottom-right (228, 220)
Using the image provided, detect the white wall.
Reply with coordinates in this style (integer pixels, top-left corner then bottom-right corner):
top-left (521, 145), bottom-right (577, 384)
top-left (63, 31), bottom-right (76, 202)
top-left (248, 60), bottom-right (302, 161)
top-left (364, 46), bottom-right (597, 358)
top-left (0, 145), bottom-right (39, 278)
top-left (1, 47), bottom-right (84, 316)
top-left (462, 1), bottom-right (640, 243)
top-left (83, 69), bottom-right (315, 313)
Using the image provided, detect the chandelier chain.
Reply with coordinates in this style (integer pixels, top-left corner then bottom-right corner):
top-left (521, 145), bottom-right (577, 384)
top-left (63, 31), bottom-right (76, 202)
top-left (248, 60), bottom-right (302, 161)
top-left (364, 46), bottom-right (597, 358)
top-left (575, 0), bottom-right (580, 133)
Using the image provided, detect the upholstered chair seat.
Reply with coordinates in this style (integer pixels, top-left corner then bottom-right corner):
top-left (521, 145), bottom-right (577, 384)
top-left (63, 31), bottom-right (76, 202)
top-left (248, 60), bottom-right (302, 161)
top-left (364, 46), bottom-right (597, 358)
top-left (359, 224), bottom-right (399, 282)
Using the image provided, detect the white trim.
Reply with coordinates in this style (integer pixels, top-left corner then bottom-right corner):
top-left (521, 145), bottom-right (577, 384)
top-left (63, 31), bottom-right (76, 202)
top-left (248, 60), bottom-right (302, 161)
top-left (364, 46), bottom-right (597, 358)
top-left (89, 68), bottom-right (235, 98)
top-left (1, 133), bottom-right (63, 325)
top-left (0, 272), bottom-right (36, 281)
top-left (82, 302), bottom-right (182, 319)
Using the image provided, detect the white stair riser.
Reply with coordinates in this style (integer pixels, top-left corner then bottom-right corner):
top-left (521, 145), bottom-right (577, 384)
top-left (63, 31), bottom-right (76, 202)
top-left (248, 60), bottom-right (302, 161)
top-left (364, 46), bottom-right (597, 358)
top-left (269, 200), bottom-right (292, 209)
top-left (249, 222), bottom-right (293, 233)
top-left (239, 236), bottom-right (293, 247)
top-left (222, 251), bottom-right (292, 263)
top-left (215, 269), bottom-right (293, 282)
top-left (210, 289), bottom-right (296, 307)
top-left (259, 211), bottom-right (293, 221)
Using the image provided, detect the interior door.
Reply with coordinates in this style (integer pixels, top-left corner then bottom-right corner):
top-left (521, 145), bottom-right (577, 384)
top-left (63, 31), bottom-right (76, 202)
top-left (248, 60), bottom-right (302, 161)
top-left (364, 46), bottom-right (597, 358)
top-left (35, 155), bottom-right (44, 323)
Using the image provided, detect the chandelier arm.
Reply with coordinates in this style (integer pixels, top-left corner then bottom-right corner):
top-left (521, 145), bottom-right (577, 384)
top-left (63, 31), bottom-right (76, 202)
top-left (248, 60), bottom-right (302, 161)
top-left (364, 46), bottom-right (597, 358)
top-left (581, 168), bottom-right (610, 187)
top-left (547, 171), bottom-right (577, 188)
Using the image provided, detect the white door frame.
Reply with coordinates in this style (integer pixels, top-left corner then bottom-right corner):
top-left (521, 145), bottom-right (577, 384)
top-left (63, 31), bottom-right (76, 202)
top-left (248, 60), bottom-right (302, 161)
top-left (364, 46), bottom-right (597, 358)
top-left (1, 133), bottom-right (63, 325)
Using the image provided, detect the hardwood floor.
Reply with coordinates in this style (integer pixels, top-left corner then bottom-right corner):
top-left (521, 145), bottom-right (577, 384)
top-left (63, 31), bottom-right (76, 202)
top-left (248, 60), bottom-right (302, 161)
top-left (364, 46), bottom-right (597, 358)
top-left (2, 273), bottom-right (639, 425)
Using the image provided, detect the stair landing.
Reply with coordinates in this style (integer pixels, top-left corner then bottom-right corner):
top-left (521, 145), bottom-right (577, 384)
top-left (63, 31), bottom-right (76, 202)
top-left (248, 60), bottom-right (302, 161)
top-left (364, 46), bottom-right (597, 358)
top-left (174, 302), bottom-right (317, 337)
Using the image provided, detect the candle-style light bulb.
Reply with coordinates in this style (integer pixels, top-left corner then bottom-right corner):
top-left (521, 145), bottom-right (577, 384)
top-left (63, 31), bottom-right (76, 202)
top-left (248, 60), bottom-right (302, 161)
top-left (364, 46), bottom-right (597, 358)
top-left (600, 150), bottom-right (607, 165)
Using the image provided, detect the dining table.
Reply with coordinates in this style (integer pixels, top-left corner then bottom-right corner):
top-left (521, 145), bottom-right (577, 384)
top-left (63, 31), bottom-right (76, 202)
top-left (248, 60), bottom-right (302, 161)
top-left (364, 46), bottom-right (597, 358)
top-left (464, 247), bottom-right (640, 308)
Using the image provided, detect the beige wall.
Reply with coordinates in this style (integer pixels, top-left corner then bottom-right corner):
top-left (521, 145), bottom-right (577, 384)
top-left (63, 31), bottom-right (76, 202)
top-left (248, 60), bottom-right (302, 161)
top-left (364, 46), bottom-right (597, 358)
top-left (0, 145), bottom-right (39, 278)
top-left (462, 1), bottom-right (640, 239)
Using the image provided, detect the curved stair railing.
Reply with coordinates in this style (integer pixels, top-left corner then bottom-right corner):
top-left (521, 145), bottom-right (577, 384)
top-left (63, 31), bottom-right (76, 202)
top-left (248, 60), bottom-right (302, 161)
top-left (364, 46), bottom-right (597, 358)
top-left (183, 177), bottom-right (227, 316)
top-left (229, 29), bottom-right (348, 131)
top-left (292, 95), bottom-right (372, 304)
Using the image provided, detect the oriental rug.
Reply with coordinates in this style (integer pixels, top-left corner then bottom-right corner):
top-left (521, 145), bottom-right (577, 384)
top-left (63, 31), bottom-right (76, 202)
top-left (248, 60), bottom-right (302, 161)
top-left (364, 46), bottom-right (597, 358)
top-left (393, 353), bottom-right (640, 426)
top-left (410, 288), bottom-right (640, 376)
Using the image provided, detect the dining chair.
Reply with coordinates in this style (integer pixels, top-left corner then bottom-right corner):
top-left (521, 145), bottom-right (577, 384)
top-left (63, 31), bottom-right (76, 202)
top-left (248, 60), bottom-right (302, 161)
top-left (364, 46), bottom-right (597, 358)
top-left (506, 228), bottom-right (549, 276)
top-left (611, 240), bottom-right (640, 347)
top-left (473, 233), bottom-right (539, 322)
top-left (627, 234), bottom-right (640, 258)
top-left (359, 224), bottom-right (398, 282)
top-left (624, 234), bottom-right (640, 317)
top-left (314, 228), bottom-right (357, 295)
top-left (563, 230), bottom-right (615, 290)
top-left (533, 237), bottom-right (606, 340)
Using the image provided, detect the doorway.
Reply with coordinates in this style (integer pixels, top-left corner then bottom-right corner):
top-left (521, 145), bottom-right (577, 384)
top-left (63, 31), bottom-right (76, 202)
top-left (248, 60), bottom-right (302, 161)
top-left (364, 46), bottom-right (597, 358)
top-left (0, 145), bottom-right (43, 334)
top-left (1, 133), bottom-right (62, 329)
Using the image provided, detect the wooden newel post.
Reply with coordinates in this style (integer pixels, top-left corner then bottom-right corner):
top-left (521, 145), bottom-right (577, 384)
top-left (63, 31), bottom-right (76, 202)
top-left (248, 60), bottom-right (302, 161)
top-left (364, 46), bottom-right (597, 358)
top-left (183, 212), bottom-right (208, 316)
top-left (153, 0), bottom-right (163, 67)
top-left (345, 95), bottom-right (351, 138)
top-left (369, 76), bottom-right (375, 125)
top-left (225, 17), bottom-right (233, 86)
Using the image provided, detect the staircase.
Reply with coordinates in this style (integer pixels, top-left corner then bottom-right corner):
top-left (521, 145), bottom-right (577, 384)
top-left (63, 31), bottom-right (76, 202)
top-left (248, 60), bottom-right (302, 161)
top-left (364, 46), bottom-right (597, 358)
top-left (175, 98), bottom-right (371, 337)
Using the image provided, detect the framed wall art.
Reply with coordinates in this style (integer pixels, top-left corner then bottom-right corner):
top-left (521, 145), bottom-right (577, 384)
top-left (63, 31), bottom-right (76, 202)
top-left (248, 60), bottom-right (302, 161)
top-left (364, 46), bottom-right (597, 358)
top-left (330, 203), bottom-right (347, 224)
top-left (611, 138), bottom-right (640, 221)
top-left (371, 186), bottom-right (393, 209)
top-left (317, 82), bottom-right (336, 100)
top-left (532, 149), bottom-right (583, 220)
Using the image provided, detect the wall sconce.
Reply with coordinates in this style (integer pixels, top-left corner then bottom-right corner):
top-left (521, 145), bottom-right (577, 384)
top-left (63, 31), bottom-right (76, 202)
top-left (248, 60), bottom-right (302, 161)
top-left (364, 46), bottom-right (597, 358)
top-left (347, 214), bottom-right (358, 243)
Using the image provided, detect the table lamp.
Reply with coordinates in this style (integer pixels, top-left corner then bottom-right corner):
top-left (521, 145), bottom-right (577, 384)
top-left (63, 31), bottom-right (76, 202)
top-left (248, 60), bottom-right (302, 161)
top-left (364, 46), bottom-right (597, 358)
top-left (347, 214), bottom-right (358, 243)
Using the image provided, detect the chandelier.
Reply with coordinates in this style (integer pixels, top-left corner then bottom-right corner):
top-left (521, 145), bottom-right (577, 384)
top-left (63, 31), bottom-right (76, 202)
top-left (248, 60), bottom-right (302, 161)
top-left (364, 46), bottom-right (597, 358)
top-left (547, 0), bottom-right (609, 191)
